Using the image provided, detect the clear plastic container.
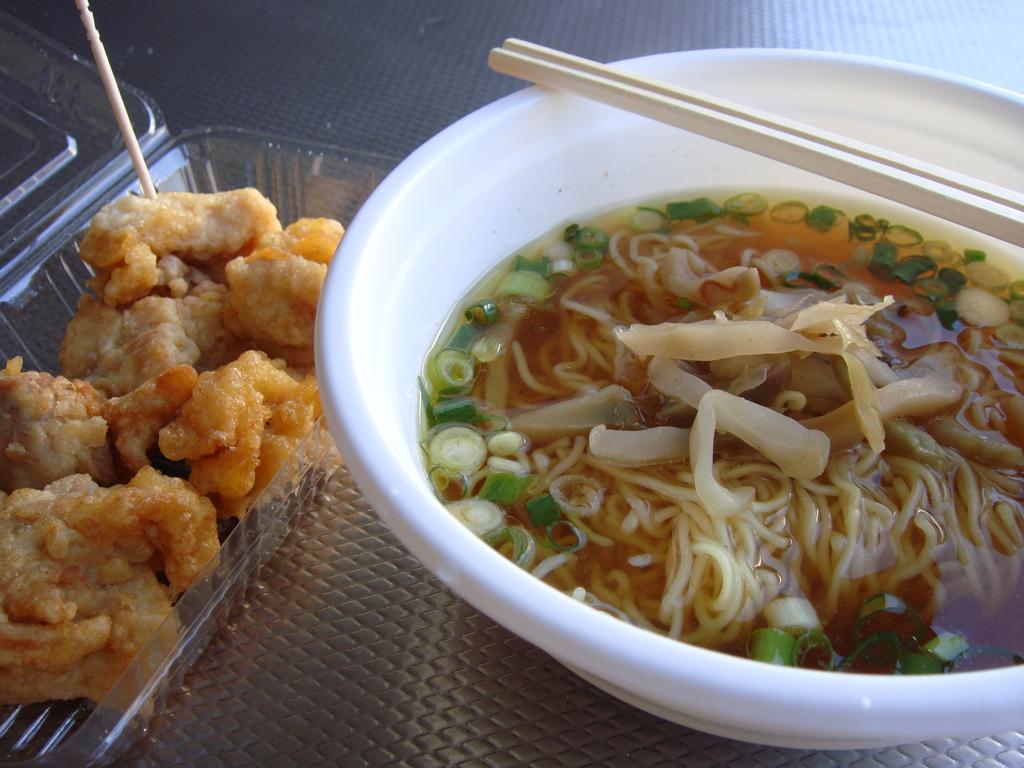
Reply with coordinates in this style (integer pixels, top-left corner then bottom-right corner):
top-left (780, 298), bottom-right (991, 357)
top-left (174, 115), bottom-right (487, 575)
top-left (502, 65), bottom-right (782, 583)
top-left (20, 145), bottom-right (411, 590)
top-left (0, 12), bottom-right (396, 767)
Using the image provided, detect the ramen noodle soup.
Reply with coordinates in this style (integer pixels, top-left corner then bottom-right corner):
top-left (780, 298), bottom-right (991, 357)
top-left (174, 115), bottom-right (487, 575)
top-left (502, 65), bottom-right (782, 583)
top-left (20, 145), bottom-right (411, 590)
top-left (419, 192), bottom-right (1024, 674)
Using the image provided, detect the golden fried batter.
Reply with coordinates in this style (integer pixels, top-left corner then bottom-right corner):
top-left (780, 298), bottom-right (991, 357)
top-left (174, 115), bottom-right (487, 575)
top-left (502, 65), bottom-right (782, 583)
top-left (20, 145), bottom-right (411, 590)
top-left (224, 249), bottom-right (326, 368)
top-left (0, 358), bottom-right (115, 493)
top-left (103, 365), bottom-right (199, 475)
top-left (78, 188), bottom-right (281, 306)
top-left (0, 468), bottom-right (218, 703)
top-left (60, 275), bottom-right (245, 396)
top-left (254, 216), bottom-right (344, 264)
top-left (158, 351), bottom-right (322, 515)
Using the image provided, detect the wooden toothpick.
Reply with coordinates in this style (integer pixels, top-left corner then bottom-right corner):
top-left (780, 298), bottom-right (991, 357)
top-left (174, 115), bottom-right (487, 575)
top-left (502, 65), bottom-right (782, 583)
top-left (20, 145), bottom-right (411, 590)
top-left (74, 0), bottom-right (157, 199)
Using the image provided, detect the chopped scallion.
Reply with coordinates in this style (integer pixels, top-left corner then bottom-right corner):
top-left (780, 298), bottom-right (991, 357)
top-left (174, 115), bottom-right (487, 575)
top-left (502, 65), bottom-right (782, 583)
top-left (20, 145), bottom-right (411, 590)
top-left (883, 224), bottom-right (924, 247)
top-left (921, 631), bottom-right (969, 664)
top-left (934, 300), bottom-right (960, 331)
top-left (447, 498), bottom-right (505, 538)
top-left (513, 254), bottom-right (552, 277)
top-left (629, 206), bottom-right (669, 232)
top-left (667, 197), bottom-right (723, 223)
top-left (805, 205), bottom-right (841, 232)
top-left (526, 493), bottom-right (560, 526)
top-left (723, 192), bottom-right (768, 217)
top-left (478, 472), bottom-right (534, 504)
top-left (769, 200), bottom-right (808, 224)
top-left (573, 226), bottom-right (610, 251)
top-left (938, 267), bottom-right (968, 295)
top-left (432, 397), bottom-right (477, 425)
top-left (868, 241), bottom-right (898, 280)
top-left (964, 248), bottom-right (987, 263)
top-left (794, 631), bottom-right (835, 670)
top-left (544, 520), bottom-right (587, 552)
top-left (433, 347), bottom-right (475, 389)
top-left (446, 323), bottom-right (479, 352)
top-left (485, 526), bottom-right (537, 568)
top-left (427, 425), bottom-right (487, 475)
top-left (496, 270), bottom-right (553, 302)
top-left (464, 299), bottom-right (499, 325)
top-left (901, 651), bottom-right (944, 675)
top-left (911, 277), bottom-right (950, 301)
top-left (854, 593), bottom-right (925, 646)
top-left (837, 630), bottom-right (903, 673)
top-left (746, 627), bottom-right (796, 666)
top-left (892, 255), bottom-right (937, 284)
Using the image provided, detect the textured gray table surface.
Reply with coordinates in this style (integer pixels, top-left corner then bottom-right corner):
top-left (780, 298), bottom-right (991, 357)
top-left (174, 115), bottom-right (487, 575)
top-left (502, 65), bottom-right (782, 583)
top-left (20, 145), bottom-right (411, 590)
top-left (3, 1), bottom-right (1024, 765)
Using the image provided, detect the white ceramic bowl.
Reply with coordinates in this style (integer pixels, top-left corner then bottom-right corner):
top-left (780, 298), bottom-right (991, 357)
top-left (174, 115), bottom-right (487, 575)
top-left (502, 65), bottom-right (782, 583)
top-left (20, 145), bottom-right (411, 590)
top-left (317, 49), bottom-right (1024, 749)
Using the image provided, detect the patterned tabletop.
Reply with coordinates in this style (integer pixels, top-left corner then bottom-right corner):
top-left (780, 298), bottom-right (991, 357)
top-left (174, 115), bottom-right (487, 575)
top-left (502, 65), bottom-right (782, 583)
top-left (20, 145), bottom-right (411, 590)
top-left (3, 1), bottom-right (1024, 765)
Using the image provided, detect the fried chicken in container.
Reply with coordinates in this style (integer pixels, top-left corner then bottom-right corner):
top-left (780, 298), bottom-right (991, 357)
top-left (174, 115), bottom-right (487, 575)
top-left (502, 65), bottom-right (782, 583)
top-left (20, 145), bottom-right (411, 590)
top-left (0, 357), bottom-right (115, 493)
top-left (78, 188), bottom-right (281, 306)
top-left (0, 188), bottom-right (344, 705)
top-left (0, 468), bottom-right (218, 704)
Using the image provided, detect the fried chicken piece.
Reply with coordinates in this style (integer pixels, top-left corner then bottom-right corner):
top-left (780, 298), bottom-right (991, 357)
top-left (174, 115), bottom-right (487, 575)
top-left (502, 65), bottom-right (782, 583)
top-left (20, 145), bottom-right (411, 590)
top-left (222, 218), bottom-right (342, 368)
top-left (0, 468), bottom-right (218, 703)
top-left (103, 365), bottom-right (199, 474)
top-left (0, 358), bottom-right (115, 493)
top-left (60, 274), bottom-right (246, 397)
top-left (78, 189), bottom-right (282, 307)
top-left (254, 216), bottom-right (344, 264)
top-left (158, 351), bottom-right (322, 516)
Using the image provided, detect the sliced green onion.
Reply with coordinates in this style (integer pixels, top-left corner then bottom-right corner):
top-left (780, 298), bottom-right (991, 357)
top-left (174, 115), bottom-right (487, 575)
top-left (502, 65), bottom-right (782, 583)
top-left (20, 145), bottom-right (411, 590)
top-left (544, 520), bottom-right (587, 552)
top-left (965, 259), bottom-right (1010, 291)
top-left (487, 455), bottom-right (528, 475)
top-left (901, 651), bottom-right (945, 675)
top-left (419, 377), bottom-right (436, 429)
top-left (794, 631), bottom-right (835, 670)
top-left (432, 397), bottom-right (477, 425)
top-left (723, 192), bottom-right (768, 217)
top-left (883, 224), bottom-right (924, 247)
top-left (1010, 280), bottom-right (1024, 301)
top-left (629, 206), bottom-right (669, 232)
top-left (427, 465), bottom-right (467, 502)
top-left (446, 323), bottom-right (479, 352)
top-left (487, 430), bottom-right (527, 456)
top-left (814, 264), bottom-right (844, 286)
top-left (746, 627), bottom-right (796, 666)
top-left (805, 205), bottom-right (842, 232)
top-left (675, 296), bottom-right (693, 311)
top-left (667, 197), bottom-right (723, 223)
top-left (549, 259), bottom-right (576, 282)
top-left (867, 241), bottom-right (898, 280)
top-left (433, 347), bottom-right (475, 389)
top-left (921, 630), bottom-right (969, 664)
top-left (563, 223), bottom-right (580, 242)
top-left (956, 286), bottom-right (1011, 327)
top-left (496, 270), bottom-right (553, 302)
top-left (448, 498), bottom-right (505, 537)
top-left (573, 226), bottom-right (609, 251)
top-left (782, 271), bottom-right (834, 290)
top-left (837, 631), bottom-right (903, 673)
top-left (574, 247), bottom-right (605, 270)
top-left (934, 300), bottom-right (960, 331)
top-left (854, 593), bottom-right (925, 646)
top-left (464, 299), bottom-right (499, 325)
top-left (427, 425), bottom-right (487, 475)
top-left (922, 240), bottom-right (957, 265)
top-left (911, 276), bottom-right (951, 301)
top-left (485, 526), bottom-right (537, 568)
top-left (764, 596), bottom-right (821, 634)
top-left (526, 493), bottom-right (561, 526)
top-left (478, 472), bottom-right (534, 504)
top-left (938, 267), bottom-right (968, 294)
top-left (513, 254), bottom-right (552, 277)
top-left (849, 214), bottom-right (878, 241)
top-left (964, 248), bottom-right (987, 263)
top-left (770, 200), bottom-right (809, 224)
top-left (892, 255), bottom-right (937, 284)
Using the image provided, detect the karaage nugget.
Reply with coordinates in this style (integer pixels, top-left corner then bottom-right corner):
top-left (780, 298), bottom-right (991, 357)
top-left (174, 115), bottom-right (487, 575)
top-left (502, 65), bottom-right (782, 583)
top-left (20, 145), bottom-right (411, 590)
top-left (254, 216), bottom-right (344, 264)
top-left (0, 468), bottom-right (218, 704)
top-left (158, 350), bottom-right (322, 515)
top-left (103, 364), bottom-right (199, 475)
top-left (78, 189), bottom-right (282, 306)
top-left (223, 218), bottom-right (342, 368)
top-left (0, 357), bottom-right (115, 493)
top-left (60, 274), bottom-right (245, 397)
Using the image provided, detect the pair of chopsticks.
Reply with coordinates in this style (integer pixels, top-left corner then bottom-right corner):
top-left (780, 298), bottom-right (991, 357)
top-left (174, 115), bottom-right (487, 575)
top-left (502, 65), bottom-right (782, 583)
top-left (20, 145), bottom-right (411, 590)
top-left (489, 39), bottom-right (1024, 249)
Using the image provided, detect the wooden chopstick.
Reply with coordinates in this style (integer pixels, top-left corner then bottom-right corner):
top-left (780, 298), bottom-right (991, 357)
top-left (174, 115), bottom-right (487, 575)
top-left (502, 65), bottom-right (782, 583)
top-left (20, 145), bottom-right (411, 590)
top-left (489, 39), bottom-right (1024, 249)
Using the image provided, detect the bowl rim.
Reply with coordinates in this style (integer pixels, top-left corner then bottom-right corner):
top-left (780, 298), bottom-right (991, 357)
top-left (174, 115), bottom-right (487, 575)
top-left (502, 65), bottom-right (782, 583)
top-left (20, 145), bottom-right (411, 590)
top-left (318, 47), bottom-right (1024, 748)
